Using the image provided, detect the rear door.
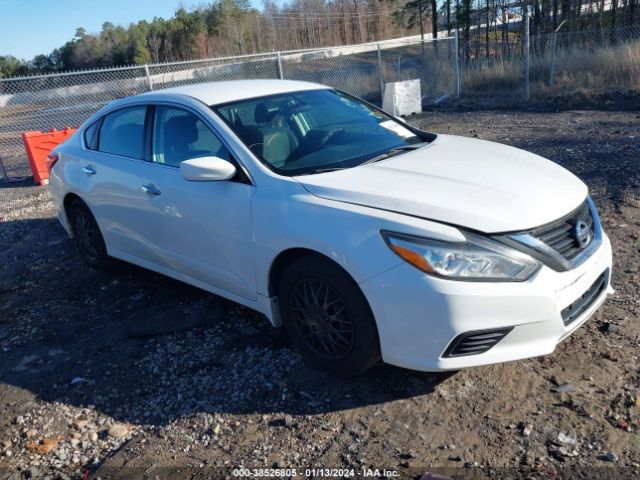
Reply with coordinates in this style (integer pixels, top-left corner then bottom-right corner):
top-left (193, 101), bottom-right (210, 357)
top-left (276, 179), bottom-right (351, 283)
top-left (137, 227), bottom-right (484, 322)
top-left (77, 105), bottom-right (166, 263)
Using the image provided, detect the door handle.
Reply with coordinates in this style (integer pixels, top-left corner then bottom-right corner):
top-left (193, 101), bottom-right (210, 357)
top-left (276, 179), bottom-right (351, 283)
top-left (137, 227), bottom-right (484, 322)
top-left (82, 166), bottom-right (96, 175)
top-left (141, 183), bottom-right (161, 196)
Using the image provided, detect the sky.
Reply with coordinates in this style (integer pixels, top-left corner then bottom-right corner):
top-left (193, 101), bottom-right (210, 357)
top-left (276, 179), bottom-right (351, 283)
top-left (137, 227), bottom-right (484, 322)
top-left (0, 0), bottom-right (212, 60)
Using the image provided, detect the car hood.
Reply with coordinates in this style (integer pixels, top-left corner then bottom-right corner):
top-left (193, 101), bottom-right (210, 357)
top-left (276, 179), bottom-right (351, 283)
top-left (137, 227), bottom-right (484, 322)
top-left (295, 134), bottom-right (588, 233)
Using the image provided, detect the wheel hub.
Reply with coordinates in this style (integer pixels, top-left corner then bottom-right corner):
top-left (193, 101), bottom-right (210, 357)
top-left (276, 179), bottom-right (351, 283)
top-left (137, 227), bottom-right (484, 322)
top-left (74, 210), bottom-right (100, 261)
top-left (289, 278), bottom-right (355, 360)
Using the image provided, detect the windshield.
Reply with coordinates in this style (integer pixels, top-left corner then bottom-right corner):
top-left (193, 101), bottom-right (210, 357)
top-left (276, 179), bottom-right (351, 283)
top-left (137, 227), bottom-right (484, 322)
top-left (212, 89), bottom-right (432, 176)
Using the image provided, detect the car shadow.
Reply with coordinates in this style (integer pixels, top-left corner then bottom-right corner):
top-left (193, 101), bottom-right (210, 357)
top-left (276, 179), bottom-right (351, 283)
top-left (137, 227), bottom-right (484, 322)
top-left (0, 177), bottom-right (36, 189)
top-left (0, 217), bottom-right (452, 427)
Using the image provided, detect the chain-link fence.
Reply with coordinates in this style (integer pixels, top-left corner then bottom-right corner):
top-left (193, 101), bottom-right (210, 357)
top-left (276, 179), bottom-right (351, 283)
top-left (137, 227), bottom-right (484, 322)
top-left (532, 24), bottom-right (640, 92)
top-left (0, 36), bottom-right (457, 182)
top-left (5, 22), bottom-right (635, 183)
top-left (459, 22), bottom-right (640, 101)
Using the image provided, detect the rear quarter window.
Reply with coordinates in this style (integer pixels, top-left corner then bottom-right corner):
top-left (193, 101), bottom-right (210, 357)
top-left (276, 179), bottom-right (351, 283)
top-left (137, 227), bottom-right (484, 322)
top-left (83, 120), bottom-right (100, 150)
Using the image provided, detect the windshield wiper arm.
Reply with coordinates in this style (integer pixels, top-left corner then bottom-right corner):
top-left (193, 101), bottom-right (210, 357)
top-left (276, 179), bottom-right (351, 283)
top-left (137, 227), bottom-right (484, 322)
top-left (297, 167), bottom-right (346, 176)
top-left (360, 143), bottom-right (427, 166)
top-left (296, 143), bottom-right (427, 175)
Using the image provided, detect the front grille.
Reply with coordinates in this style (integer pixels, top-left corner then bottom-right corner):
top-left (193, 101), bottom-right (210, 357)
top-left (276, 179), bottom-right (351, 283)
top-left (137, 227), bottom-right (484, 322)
top-left (531, 201), bottom-right (595, 261)
top-left (561, 269), bottom-right (609, 326)
top-left (443, 327), bottom-right (513, 358)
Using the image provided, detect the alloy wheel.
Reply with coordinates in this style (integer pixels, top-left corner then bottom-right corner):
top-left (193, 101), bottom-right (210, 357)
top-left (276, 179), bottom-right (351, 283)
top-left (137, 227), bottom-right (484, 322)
top-left (289, 278), bottom-right (355, 360)
top-left (73, 208), bottom-right (100, 262)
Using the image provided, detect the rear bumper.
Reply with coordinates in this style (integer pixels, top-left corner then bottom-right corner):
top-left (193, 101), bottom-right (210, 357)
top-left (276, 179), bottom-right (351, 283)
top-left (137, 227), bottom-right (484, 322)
top-left (359, 232), bottom-right (613, 371)
top-left (48, 165), bottom-right (73, 237)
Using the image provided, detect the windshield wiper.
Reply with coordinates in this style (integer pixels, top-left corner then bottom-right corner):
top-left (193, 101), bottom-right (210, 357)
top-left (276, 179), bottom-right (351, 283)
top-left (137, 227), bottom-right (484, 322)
top-left (297, 167), bottom-right (346, 176)
top-left (360, 143), bottom-right (427, 166)
top-left (296, 142), bottom-right (427, 175)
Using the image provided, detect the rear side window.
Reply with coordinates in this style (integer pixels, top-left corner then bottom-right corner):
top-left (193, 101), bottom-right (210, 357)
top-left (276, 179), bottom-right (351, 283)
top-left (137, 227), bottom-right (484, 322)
top-left (98, 106), bottom-right (147, 159)
top-left (83, 120), bottom-right (100, 150)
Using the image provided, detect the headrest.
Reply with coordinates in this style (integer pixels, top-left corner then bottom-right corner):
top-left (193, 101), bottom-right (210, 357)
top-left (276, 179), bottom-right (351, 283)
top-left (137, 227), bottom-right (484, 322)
top-left (165, 114), bottom-right (198, 143)
top-left (255, 103), bottom-right (277, 124)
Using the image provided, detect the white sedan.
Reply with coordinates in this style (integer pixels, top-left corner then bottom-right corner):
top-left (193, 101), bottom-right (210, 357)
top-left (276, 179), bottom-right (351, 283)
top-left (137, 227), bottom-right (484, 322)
top-left (48, 80), bottom-right (613, 376)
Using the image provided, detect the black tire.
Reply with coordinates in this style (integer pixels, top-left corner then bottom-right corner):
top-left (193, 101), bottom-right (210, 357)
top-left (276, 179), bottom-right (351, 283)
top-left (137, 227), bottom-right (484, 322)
top-left (278, 256), bottom-right (380, 376)
top-left (67, 199), bottom-right (113, 270)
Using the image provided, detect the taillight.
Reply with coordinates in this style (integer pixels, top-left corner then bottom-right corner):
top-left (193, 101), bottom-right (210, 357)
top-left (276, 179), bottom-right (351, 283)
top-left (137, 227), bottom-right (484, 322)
top-left (46, 153), bottom-right (59, 172)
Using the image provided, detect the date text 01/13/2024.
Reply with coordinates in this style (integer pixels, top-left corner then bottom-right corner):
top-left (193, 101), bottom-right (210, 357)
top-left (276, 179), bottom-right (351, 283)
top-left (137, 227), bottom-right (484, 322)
top-left (231, 468), bottom-right (400, 477)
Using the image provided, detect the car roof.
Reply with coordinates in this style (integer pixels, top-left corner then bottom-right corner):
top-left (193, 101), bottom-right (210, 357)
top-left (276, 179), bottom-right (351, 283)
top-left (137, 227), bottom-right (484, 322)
top-left (140, 79), bottom-right (331, 105)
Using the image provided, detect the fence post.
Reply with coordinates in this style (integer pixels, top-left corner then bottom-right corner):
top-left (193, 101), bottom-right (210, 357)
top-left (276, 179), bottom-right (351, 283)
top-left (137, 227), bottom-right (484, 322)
top-left (144, 64), bottom-right (153, 91)
top-left (277, 52), bottom-right (284, 79)
top-left (548, 33), bottom-right (558, 87)
top-left (454, 30), bottom-right (461, 98)
top-left (524, 8), bottom-right (530, 101)
top-left (548, 20), bottom-right (567, 86)
top-left (0, 156), bottom-right (9, 185)
top-left (377, 43), bottom-right (384, 105)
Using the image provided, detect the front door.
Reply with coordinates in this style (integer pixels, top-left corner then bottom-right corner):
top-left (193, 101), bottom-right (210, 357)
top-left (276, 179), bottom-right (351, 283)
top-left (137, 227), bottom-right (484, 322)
top-left (139, 105), bottom-right (257, 300)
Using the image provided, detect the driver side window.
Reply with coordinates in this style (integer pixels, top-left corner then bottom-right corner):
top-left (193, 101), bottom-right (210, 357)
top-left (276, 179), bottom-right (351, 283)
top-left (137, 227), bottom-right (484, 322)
top-left (152, 107), bottom-right (230, 168)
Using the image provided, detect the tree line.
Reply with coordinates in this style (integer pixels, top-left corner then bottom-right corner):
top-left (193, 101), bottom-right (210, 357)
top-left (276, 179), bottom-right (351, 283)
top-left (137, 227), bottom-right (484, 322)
top-left (0, 0), bottom-right (421, 77)
top-left (1, 0), bottom-right (638, 77)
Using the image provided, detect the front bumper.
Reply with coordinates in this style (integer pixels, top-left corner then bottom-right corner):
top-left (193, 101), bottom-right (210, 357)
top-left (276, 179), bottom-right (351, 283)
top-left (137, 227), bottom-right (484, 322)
top-left (359, 231), bottom-right (613, 371)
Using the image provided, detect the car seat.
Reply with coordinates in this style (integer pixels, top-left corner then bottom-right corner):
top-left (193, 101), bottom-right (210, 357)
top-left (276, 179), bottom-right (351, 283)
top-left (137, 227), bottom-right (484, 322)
top-left (162, 114), bottom-right (210, 167)
top-left (250, 103), bottom-right (297, 167)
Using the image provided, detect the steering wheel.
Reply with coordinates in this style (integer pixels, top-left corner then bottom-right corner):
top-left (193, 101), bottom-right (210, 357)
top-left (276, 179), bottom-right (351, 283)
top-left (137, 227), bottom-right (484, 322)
top-left (319, 128), bottom-right (346, 146)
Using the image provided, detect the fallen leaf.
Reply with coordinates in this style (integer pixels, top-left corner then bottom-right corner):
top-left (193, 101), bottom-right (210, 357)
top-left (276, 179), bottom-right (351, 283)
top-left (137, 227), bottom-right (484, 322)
top-left (26, 437), bottom-right (60, 454)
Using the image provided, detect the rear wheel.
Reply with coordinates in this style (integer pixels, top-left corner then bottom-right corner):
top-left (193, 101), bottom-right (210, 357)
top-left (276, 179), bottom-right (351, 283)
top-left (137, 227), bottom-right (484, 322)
top-left (278, 256), bottom-right (380, 376)
top-left (67, 199), bottom-right (113, 270)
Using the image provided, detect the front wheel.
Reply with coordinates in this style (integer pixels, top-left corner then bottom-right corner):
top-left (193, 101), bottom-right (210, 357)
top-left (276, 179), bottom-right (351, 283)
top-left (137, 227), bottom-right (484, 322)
top-left (278, 256), bottom-right (380, 376)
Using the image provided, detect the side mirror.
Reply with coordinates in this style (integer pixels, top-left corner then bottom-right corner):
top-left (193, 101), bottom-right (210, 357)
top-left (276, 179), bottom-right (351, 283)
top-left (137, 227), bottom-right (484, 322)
top-left (180, 156), bottom-right (236, 182)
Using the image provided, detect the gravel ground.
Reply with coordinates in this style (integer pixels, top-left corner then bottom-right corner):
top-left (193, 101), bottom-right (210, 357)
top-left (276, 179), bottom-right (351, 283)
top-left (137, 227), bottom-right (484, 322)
top-left (0, 109), bottom-right (639, 480)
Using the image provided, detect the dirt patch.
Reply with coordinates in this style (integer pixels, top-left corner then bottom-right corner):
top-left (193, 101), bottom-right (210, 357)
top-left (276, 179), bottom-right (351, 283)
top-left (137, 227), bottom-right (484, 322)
top-left (0, 110), bottom-right (639, 479)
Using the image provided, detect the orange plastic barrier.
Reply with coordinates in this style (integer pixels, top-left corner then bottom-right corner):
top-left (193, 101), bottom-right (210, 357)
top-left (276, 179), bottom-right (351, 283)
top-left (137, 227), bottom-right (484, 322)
top-left (21, 127), bottom-right (76, 185)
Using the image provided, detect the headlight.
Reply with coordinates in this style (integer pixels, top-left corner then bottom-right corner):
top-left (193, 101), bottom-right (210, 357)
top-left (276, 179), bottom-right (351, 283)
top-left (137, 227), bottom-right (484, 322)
top-left (381, 230), bottom-right (540, 281)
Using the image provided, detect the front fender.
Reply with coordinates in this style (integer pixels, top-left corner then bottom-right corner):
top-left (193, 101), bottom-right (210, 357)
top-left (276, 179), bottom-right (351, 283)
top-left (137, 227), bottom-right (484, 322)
top-left (251, 183), bottom-right (465, 297)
